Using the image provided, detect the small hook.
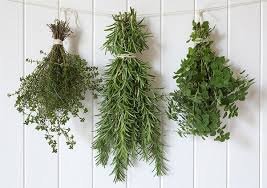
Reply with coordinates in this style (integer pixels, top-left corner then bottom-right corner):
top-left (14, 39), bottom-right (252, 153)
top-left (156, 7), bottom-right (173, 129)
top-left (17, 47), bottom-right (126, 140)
top-left (195, 9), bottom-right (204, 23)
top-left (60, 8), bottom-right (80, 28)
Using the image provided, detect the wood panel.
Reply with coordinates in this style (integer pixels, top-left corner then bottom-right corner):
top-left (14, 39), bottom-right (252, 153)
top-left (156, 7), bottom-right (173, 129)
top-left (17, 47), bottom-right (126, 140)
top-left (195, 0), bottom-right (228, 188)
top-left (161, 1), bottom-right (195, 188)
top-left (24, 3), bottom-right (59, 188)
top-left (228, 1), bottom-right (260, 188)
top-left (93, 0), bottom-right (127, 188)
top-left (261, 1), bottom-right (266, 188)
top-left (127, 0), bottom-right (161, 187)
top-left (0, 1), bottom-right (23, 188)
top-left (59, 1), bottom-right (94, 188)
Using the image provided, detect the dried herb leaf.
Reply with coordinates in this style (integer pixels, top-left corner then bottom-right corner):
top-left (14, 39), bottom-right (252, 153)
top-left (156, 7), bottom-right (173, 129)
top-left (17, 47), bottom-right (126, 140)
top-left (9, 20), bottom-right (102, 152)
top-left (93, 8), bottom-right (167, 182)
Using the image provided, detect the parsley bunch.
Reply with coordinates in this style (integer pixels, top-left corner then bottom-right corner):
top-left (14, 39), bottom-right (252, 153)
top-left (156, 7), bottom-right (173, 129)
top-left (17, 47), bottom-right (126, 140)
top-left (93, 8), bottom-right (167, 182)
top-left (168, 21), bottom-right (253, 142)
top-left (9, 20), bottom-right (102, 152)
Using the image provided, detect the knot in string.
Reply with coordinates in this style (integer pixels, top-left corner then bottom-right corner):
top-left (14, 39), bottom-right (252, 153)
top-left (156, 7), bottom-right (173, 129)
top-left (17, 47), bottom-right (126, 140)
top-left (194, 37), bottom-right (210, 44)
top-left (53, 39), bottom-right (63, 45)
top-left (116, 52), bottom-right (136, 59)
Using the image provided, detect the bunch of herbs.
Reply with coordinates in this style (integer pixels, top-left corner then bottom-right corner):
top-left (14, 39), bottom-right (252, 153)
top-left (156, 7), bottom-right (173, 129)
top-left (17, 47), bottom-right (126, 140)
top-left (168, 21), bottom-right (253, 142)
top-left (9, 20), bottom-right (102, 152)
top-left (93, 8), bottom-right (167, 182)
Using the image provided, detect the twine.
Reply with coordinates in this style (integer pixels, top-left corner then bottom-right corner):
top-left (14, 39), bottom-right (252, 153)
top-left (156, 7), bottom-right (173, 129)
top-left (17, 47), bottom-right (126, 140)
top-left (116, 53), bottom-right (136, 59)
top-left (8, 0), bottom-right (265, 18)
top-left (194, 38), bottom-right (211, 44)
top-left (53, 39), bottom-right (63, 45)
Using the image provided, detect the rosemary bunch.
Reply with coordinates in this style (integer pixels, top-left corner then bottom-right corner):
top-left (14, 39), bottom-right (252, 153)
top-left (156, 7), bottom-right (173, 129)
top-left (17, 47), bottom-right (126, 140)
top-left (168, 21), bottom-right (253, 141)
top-left (9, 20), bottom-right (102, 152)
top-left (93, 8), bottom-right (167, 182)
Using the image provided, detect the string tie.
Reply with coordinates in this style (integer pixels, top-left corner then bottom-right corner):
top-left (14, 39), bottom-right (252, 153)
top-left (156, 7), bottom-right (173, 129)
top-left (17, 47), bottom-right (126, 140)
top-left (194, 37), bottom-right (210, 44)
top-left (116, 53), bottom-right (136, 59)
top-left (53, 39), bottom-right (63, 45)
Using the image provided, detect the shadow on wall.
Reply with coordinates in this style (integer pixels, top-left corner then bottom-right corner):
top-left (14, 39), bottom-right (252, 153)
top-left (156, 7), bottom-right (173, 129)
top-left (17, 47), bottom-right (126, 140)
top-left (210, 27), bottom-right (225, 53)
top-left (228, 63), bottom-right (258, 147)
top-left (138, 18), bottom-right (259, 148)
top-left (68, 27), bottom-right (81, 55)
top-left (136, 18), bottom-right (162, 88)
top-left (211, 27), bottom-right (259, 147)
top-left (136, 18), bottom-right (171, 154)
top-left (64, 18), bottom-right (94, 143)
top-left (158, 23), bottom-right (258, 147)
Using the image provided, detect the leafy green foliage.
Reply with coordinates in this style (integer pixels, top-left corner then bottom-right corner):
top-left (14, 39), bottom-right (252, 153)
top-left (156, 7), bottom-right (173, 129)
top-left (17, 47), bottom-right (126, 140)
top-left (168, 20), bottom-right (253, 142)
top-left (93, 8), bottom-right (167, 182)
top-left (9, 20), bottom-right (102, 152)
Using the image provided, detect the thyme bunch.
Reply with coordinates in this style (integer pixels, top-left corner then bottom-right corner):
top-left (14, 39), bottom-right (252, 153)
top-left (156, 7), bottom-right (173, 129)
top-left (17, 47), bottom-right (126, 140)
top-left (93, 8), bottom-right (167, 182)
top-left (168, 21), bottom-right (253, 141)
top-left (9, 20), bottom-right (102, 152)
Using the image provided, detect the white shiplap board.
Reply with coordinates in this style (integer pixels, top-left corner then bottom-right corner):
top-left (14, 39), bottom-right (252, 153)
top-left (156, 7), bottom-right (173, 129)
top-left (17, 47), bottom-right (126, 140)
top-left (59, 1), bottom-right (94, 188)
top-left (228, 1), bottom-right (260, 188)
top-left (195, 1), bottom-right (228, 188)
top-left (127, 0), bottom-right (161, 187)
top-left (161, 1), bottom-right (194, 188)
top-left (93, 1), bottom-right (127, 188)
top-left (0, 0), bottom-right (265, 188)
top-left (262, 2), bottom-right (267, 188)
top-left (0, 1), bottom-right (23, 188)
top-left (24, 5), bottom-right (59, 188)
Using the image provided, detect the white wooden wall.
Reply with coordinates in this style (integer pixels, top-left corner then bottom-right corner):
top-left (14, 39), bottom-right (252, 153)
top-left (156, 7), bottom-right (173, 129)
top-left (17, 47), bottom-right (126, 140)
top-left (0, 0), bottom-right (266, 188)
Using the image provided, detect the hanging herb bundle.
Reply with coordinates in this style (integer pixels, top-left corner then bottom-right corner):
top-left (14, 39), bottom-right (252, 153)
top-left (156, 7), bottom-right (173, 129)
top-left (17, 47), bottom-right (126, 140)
top-left (9, 20), bottom-right (101, 152)
top-left (168, 20), bottom-right (253, 142)
top-left (93, 8), bottom-right (167, 182)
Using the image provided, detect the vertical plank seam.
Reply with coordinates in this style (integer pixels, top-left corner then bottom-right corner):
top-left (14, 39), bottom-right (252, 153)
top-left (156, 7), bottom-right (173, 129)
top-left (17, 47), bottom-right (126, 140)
top-left (159, 0), bottom-right (163, 188)
top-left (57, 1), bottom-right (61, 188)
top-left (193, 1), bottom-right (197, 188)
top-left (126, 1), bottom-right (129, 185)
top-left (259, 0), bottom-right (263, 188)
top-left (126, 2), bottom-right (129, 188)
top-left (91, 0), bottom-right (95, 188)
top-left (226, 0), bottom-right (230, 188)
top-left (126, 0), bottom-right (129, 11)
top-left (23, 0), bottom-right (26, 188)
top-left (127, 2), bottom-right (130, 187)
top-left (57, 0), bottom-right (60, 19)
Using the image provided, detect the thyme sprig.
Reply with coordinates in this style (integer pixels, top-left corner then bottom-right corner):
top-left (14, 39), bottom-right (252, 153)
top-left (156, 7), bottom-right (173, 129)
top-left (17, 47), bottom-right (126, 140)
top-left (9, 20), bottom-right (102, 152)
top-left (93, 8), bottom-right (167, 182)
